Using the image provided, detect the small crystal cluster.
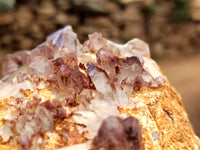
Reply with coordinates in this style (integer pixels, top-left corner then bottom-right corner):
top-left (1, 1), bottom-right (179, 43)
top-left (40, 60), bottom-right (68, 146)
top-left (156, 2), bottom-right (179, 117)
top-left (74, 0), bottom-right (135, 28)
top-left (0, 26), bottom-right (165, 149)
top-left (2, 26), bottom-right (165, 105)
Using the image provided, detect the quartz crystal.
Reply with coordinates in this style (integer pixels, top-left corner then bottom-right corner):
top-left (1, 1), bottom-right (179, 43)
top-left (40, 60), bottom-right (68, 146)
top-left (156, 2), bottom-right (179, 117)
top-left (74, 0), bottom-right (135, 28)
top-left (2, 26), bottom-right (164, 91)
top-left (91, 116), bottom-right (144, 150)
top-left (0, 26), bottom-right (199, 150)
top-left (2, 50), bottom-right (30, 76)
top-left (0, 122), bottom-right (13, 143)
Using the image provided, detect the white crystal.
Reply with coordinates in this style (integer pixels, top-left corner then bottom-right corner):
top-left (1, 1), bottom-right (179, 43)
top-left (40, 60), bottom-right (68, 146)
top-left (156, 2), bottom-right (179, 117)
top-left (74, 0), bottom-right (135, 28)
top-left (27, 56), bottom-right (54, 77)
top-left (47, 26), bottom-right (83, 57)
top-left (124, 38), bottom-right (150, 57)
top-left (72, 98), bottom-right (119, 139)
top-left (35, 106), bottom-right (53, 131)
top-left (57, 143), bottom-right (88, 150)
top-left (0, 123), bottom-right (13, 142)
top-left (15, 115), bottom-right (36, 138)
top-left (143, 57), bottom-right (162, 79)
top-left (2, 50), bottom-right (31, 76)
top-left (15, 106), bottom-right (53, 138)
top-left (0, 80), bottom-right (34, 99)
top-left (87, 63), bottom-right (112, 97)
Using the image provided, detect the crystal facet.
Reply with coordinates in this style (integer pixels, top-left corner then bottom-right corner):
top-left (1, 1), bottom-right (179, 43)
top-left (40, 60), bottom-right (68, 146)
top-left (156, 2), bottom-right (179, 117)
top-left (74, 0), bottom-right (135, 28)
top-left (92, 116), bottom-right (144, 150)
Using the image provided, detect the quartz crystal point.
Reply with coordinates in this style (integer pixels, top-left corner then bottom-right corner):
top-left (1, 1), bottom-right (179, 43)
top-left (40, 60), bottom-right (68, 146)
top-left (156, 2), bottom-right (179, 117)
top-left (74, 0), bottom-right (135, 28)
top-left (0, 26), bottom-right (199, 150)
top-left (2, 50), bottom-right (30, 77)
top-left (91, 116), bottom-right (144, 150)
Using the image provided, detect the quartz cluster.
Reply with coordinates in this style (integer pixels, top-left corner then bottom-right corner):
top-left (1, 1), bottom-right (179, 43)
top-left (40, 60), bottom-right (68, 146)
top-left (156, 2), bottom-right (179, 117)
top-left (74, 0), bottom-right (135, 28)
top-left (2, 26), bottom-right (165, 106)
top-left (0, 26), bottom-right (167, 150)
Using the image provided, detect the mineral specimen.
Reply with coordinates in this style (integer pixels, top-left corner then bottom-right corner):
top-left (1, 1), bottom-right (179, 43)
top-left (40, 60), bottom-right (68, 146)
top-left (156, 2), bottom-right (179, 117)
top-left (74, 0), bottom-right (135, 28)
top-left (0, 26), bottom-right (199, 150)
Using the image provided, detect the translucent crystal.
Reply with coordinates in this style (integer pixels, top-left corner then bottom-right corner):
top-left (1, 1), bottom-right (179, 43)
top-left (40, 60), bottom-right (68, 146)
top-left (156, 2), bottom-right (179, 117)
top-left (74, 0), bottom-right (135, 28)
top-left (82, 32), bottom-right (107, 53)
top-left (68, 68), bottom-right (89, 89)
top-left (20, 135), bottom-right (31, 149)
top-left (96, 47), bottom-right (116, 78)
top-left (92, 116), bottom-right (144, 150)
top-left (0, 122), bottom-right (13, 142)
top-left (27, 56), bottom-right (54, 77)
top-left (142, 57), bottom-right (165, 87)
top-left (35, 106), bottom-right (54, 131)
top-left (15, 115), bottom-right (36, 138)
top-left (0, 80), bottom-right (34, 99)
top-left (30, 42), bottom-right (55, 60)
top-left (77, 89), bottom-right (101, 106)
top-left (82, 32), bottom-right (150, 58)
top-left (72, 99), bottom-right (119, 139)
top-left (2, 50), bottom-right (31, 76)
top-left (93, 116), bottom-right (126, 148)
top-left (87, 63), bottom-right (112, 96)
top-left (122, 117), bottom-right (144, 150)
top-left (60, 52), bottom-right (78, 77)
top-left (47, 26), bottom-right (82, 57)
top-left (47, 26), bottom-right (73, 48)
top-left (56, 107), bottom-right (66, 119)
top-left (116, 56), bottom-right (143, 84)
top-left (15, 106), bottom-right (53, 138)
top-left (123, 38), bottom-right (150, 57)
top-left (113, 82), bottom-right (132, 107)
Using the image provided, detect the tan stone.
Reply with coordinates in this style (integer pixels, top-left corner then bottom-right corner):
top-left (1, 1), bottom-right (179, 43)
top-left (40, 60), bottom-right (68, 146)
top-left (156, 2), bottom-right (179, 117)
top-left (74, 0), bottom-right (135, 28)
top-left (15, 6), bottom-right (34, 28)
top-left (0, 12), bottom-right (14, 26)
top-left (196, 23), bottom-right (200, 34)
top-left (190, 0), bottom-right (200, 21)
top-left (120, 0), bottom-right (153, 5)
top-left (85, 17), bottom-right (112, 28)
top-left (37, 0), bottom-right (57, 18)
top-left (119, 83), bottom-right (200, 150)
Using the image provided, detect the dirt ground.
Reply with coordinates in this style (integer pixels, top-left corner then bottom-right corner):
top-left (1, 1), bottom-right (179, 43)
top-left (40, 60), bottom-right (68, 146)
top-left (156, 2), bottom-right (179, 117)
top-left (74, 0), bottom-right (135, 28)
top-left (158, 55), bottom-right (200, 136)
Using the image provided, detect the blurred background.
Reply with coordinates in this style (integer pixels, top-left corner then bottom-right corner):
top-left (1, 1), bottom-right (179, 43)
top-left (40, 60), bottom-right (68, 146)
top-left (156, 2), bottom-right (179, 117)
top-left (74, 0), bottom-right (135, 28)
top-left (0, 0), bottom-right (199, 136)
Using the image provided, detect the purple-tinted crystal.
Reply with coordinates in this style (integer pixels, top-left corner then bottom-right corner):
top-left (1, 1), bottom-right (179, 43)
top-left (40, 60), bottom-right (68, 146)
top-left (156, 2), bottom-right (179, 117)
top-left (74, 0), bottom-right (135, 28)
top-left (27, 56), bottom-right (54, 77)
top-left (96, 47), bottom-right (116, 78)
top-left (2, 50), bottom-right (30, 76)
top-left (92, 116), bottom-right (144, 150)
top-left (87, 63), bottom-right (112, 96)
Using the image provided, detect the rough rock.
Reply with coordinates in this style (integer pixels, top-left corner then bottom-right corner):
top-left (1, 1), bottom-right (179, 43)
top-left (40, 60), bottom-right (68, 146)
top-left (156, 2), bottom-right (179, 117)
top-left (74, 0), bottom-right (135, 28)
top-left (15, 6), bottom-right (34, 28)
top-left (0, 0), bottom-right (199, 61)
top-left (0, 26), bottom-right (199, 150)
top-left (37, 0), bottom-right (57, 18)
top-left (0, 12), bottom-right (14, 26)
top-left (191, 0), bottom-right (200, 21)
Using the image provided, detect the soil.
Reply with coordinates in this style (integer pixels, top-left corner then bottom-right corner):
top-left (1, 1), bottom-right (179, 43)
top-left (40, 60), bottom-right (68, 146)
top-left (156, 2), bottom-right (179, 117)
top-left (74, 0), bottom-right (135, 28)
top-left (158, 55), bottom-right (200, 136)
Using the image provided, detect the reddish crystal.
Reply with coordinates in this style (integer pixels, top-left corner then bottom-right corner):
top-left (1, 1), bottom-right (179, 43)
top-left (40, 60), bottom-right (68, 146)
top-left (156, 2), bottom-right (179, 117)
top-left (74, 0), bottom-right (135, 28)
top-left (92, 116), bottom-right (144, 150)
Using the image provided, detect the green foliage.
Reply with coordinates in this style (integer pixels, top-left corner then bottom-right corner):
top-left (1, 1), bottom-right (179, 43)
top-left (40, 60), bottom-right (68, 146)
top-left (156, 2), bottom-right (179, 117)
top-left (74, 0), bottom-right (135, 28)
top-left (0, 0), bottom-right (15, 11)
top-left (171, 0), bottom-right (191, 21)
top-left (144, 1), bottom-right (158, 15)
top-left (145, 1), bottom-right (158, 15)
top-left (0, 2), bottom-right (10, 11)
